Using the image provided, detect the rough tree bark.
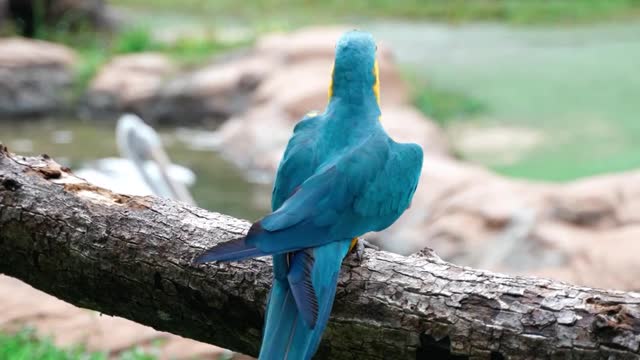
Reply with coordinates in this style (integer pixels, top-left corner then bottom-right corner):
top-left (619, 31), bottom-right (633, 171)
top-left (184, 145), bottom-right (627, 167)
top-left (1, 146), bottom-right (640, 360)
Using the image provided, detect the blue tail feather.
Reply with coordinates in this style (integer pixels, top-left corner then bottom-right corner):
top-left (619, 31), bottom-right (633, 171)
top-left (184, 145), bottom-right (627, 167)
top-left (193, 236), bottom-right (268, 263)
top-left (287, 249), bottom-right (319, 328)
top-left (258, 239), bottom-right (352, 360)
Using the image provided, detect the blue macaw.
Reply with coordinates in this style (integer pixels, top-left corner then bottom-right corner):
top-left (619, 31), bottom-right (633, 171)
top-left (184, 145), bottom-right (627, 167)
top-left (195, 30), bottom-right (423, 359)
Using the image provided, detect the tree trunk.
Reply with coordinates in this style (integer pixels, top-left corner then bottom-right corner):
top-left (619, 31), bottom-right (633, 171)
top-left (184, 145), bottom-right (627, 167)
top-left (1, 146), bottom-right (639, 359)
top-left (6, 0), bottom-right (113, 37)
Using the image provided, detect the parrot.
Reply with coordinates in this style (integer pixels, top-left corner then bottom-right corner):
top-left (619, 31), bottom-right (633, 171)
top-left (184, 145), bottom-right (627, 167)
top-left (194, 30), bottom-right (423, 360)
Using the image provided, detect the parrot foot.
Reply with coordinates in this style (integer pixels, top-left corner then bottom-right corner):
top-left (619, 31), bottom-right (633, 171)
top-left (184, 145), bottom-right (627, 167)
top-left (350, 237), bottom-right (379, 262)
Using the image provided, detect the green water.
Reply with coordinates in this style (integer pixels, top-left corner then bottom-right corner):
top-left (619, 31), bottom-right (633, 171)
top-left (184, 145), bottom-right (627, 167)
top-left (0, 119), bottom-right (269, 220)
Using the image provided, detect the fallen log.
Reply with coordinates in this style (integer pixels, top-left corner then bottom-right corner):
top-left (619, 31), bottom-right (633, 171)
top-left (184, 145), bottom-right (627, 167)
top-left (0, 146), bottom-right (639, 359)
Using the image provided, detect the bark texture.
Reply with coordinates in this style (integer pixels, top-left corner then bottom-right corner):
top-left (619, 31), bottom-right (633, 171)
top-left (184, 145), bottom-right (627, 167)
top-left (1, 147), bottom-right (640, 360)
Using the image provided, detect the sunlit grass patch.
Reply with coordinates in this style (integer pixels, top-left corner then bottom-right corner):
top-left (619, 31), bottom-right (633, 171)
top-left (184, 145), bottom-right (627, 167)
top-left (113, 26), bottom-right (251, 66)
top-left (30, 23), bottom-right (251, 99)
top-left (413, 84), bottom-right (488, 126)
top-left (0, 329), bottom-right (157, 360)
top-left (0, 330), bottom-right (103, 360)
top-left (110, 0), bottom-right (640, 25)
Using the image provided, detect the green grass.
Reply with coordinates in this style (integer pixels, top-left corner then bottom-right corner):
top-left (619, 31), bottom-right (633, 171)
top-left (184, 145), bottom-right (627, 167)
top-left (110, 0), bottom-right (640, 25)
top-left (36, 19), bottom-right (249, 65)
top-left (413, 83), bottom-right (488, 126)
top-left (398, 22), bottom-right (640, 181)
top-left (72, 46), bottom-right (109, 98)
top-left (29, 23), bottom-right (250, 98)
top-left (113, 26), bottom-right (250, 66)
top-left (0, 330), bottom-right (155, 360)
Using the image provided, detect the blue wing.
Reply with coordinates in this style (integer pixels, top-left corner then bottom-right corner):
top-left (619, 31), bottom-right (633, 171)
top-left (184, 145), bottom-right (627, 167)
top-left (267, 113), bottom-right (325, 330)
top-left (353, 140), bottom-right (424, 230)
top-left (194, 113), bottom-right (323, 266)
top-left (196, 133), bottom-right (424, 259)
top-left (272, 113), bottom-right (323, 210)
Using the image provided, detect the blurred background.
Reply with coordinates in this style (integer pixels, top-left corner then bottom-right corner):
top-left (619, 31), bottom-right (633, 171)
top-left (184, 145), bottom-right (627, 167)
top-left (1, 0), bottom-right (640, 359)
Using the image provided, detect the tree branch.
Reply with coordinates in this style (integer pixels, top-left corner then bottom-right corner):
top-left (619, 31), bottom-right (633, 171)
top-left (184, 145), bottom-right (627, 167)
top-left (1, 146), bottom-right (639, 359)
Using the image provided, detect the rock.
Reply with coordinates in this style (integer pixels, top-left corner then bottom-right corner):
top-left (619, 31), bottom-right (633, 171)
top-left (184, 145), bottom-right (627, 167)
top-left (530, 223), bottom-right (640, 290)
top-left (213, 104), bottom-right (294, 182)
top-left (0, 38), bottom-right (76, 67)
top-left (208, 26), bottom-right (433, 179)
top-left (82, 26), bottom-right (408, 126)
top-left (377, 159), bottom-right (640, 290)
top-left (84, 53), bottom-right (176, 120)
top-left (84, 51), bottom-right (279, 126)
top-left (253, 57), bottom-right (407, 120)
top-left (373, 155), bottom-right (502, 257)
top-left (147, 54), bottom-right (279, 126)
top-left (449, 124), bottom-right (545, 167)
top-left (253, 59), bottom-right (334, 119)
top-left (551, 171), bottom-right (636, 228)
top-left (256, 26), bottom-right (349, 63)
top-left (256, 27), bottom-right (408, 111)
top-left (0, 37), bottom-right (77, 118)
top-left (381, 106), bottom-right (449, 155)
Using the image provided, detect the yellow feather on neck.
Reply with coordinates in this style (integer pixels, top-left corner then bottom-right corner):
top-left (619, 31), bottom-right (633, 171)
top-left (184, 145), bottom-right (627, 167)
top-left (327, 66), bottom-right (334, 101)
top-left (373, 60), bottom-right (381, 106)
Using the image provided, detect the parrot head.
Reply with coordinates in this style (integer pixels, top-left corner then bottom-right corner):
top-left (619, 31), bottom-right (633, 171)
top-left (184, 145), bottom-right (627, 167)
top-left (329, 30), bottom-right (380, 106)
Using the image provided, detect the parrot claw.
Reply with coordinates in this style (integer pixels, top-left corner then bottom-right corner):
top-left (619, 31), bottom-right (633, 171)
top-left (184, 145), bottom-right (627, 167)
top-left (351, 237), bottom-right (379, 262)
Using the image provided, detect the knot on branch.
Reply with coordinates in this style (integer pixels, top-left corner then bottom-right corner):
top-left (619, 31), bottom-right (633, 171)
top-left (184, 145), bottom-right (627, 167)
top-left (589, 298), bottom-right (640, 352)
top-left (1, 177), bottom-right (21, 191)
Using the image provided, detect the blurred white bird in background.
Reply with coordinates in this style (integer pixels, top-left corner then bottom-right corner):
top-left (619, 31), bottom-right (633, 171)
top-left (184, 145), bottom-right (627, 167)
top-left (76, 114), bottom-right (196, 205)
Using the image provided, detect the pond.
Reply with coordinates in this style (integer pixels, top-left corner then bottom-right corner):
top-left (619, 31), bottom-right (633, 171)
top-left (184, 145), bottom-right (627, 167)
top-left (0, 119), bottom-right (270, 221)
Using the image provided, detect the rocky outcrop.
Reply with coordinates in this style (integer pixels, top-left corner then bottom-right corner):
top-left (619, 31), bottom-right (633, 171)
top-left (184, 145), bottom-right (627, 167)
top-left (375, 153), bottom-right (640, 291)
top-left (82, 50), bottom-right (274, 126)
top-left (145, 53), bottom-right (275, 126)
top-left (81, 27), bottom-right (418, 127)
top-left (208, 27), bottom-right (450, 180)
top-left (83, 53), bottom-right (177, 120)
top-left (0, 37), bottom-right (77, 118)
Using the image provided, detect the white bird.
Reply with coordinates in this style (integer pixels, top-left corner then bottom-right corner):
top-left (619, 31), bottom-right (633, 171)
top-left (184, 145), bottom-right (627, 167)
top-left (76, 114), bottom-right (196, 205)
